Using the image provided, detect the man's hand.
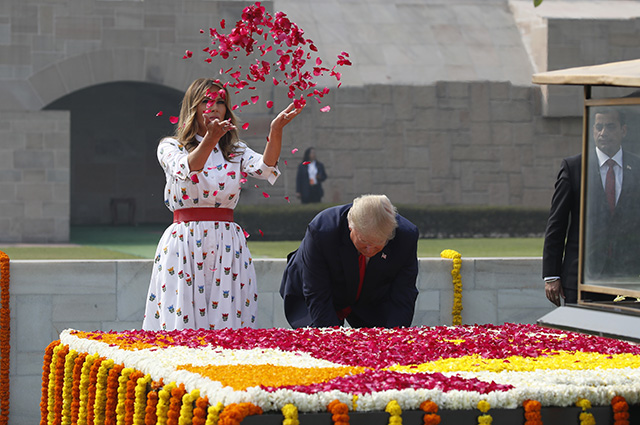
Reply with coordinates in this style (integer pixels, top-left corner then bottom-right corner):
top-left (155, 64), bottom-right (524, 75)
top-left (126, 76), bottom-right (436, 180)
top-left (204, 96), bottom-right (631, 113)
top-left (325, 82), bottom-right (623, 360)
top-left (545, 279), bottom-right (565, 306)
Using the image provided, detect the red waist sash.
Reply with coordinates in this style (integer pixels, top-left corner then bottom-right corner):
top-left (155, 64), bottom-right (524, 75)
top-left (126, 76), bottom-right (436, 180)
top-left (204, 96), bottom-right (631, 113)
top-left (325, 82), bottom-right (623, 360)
top-left (173, 208), bottom-right (234, 223)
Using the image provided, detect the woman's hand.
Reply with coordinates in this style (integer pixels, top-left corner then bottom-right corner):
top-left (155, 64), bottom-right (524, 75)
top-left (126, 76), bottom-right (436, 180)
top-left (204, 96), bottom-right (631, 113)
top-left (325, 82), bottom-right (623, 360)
top-left (263, 103), bottom-right (305, 167)
top-left (271, 103), bottom-right (304, 131)
top-left (204, 116), bottom-right (236, 142)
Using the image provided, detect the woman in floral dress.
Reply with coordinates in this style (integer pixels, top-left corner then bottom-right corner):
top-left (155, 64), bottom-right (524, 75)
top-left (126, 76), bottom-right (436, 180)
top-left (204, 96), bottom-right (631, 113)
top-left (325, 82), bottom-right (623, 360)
top-left (143, 78), bottom-right (303, 331)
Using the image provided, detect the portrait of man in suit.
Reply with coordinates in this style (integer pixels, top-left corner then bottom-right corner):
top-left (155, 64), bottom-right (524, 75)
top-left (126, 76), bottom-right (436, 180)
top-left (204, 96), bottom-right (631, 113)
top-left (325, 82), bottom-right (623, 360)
top-left (279, 194), bottom-right (419, 328)
top-left (543, 106), bottom-right (640, 306)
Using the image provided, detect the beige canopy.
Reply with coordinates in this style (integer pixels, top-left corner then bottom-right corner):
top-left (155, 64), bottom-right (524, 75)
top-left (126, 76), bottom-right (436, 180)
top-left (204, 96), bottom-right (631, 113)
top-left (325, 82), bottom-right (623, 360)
top-left (532, 59), bottom-right (640, 87)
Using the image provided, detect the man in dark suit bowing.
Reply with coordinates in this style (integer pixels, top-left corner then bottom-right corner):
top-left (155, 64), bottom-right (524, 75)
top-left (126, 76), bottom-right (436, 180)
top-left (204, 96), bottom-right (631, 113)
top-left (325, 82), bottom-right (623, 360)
top-left (280, 194), bottom-right (419, 328)
top-left (543, 107), bottom-right (640, 306)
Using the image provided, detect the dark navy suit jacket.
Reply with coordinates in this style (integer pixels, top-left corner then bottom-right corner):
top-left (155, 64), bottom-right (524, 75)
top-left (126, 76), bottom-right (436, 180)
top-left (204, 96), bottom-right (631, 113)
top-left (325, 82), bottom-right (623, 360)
top-left (279, 204), bottom-right (419, 328)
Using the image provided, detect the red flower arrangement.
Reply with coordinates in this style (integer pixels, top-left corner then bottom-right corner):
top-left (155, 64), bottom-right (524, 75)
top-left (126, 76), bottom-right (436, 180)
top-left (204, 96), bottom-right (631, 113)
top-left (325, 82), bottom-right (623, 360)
top-left (420, 400), bottom-right (441, 425)
top-left (327, 400), bottom-right (349, 425)
top-left (612, 395), bottom-right (630, 425)
top-left (523, 400), bottom-right (542, 425)
top-left (0, 251), bottom-right (9, 425)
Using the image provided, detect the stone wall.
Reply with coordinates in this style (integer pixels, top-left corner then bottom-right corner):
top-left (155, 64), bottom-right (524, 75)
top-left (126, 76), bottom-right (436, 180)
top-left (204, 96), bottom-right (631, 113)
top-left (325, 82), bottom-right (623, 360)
top-left (7, 257), bottom-right (550, 424)
top-left (0, 110), bottom-right (70, 243)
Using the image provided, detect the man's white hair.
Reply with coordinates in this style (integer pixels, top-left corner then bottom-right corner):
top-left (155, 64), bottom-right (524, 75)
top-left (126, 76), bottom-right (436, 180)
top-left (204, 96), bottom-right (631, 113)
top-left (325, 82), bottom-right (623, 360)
top-left (347, 194), bottom-right (398, 242)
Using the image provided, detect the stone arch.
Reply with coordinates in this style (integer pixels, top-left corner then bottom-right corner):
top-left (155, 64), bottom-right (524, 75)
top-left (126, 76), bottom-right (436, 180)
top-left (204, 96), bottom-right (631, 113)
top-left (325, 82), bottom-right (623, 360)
top-left (27, 47), bottom-right (214, 110)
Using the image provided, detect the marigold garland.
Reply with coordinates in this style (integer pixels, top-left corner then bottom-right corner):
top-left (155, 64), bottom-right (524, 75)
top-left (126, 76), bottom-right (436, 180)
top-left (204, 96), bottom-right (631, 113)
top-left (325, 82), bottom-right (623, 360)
top-left (78, 353), bottom-right (99, 425)
top-left (192, 396), bottom-right (209, 425)
top-left (61, 349), bottom-right (79, 425)
top-left (440, 249), bottom-right (463, 325)
top-left (125, 371), bottom-right (146, 425)
top-left (419, 400), bottom-right (441, 425)
top-left (0, 251), bottom-right (10, 425)
top-left (282, 403), bottom-right (299, 425)
top-left (94, 358), bottom-right (115, 425)
top-left (612, 395), bottom-right (630, 425)
top-left (477, 400), bottom-right (492, 425)
top-left (116, 368), bottom-right (134, 425)
top-left (385, 400), bottom-right (402, 425)
top-left (105, 364), bottom-right (124, 425)
top-left (204, 401), bottom-right (224, 425)
top-left (167, 384), bottom-right (187, 425)
top-left (47, 344), bottom-right (63, 425)
top-left (523, 399), bottom-right (542, 425)
top-left (178, 389), bottom-right (200, 425)
top-left (327, 400), bottom-right (349, 425)
top-left (133, 374), bottom-right (152, 425)
top-left (86, 357), bottom-right (105, 425)
top-left (70, 352), bottom-right (88, 424)
top-left (576, 398), bottom-right (595, 425)
top-left (156, 382), bottom-right (177, 425)
top-left (40, 341), bottom-right (59, 425)
top-left (53, 345), bottom-right (70, 425)
top-left (218, 402), bottom-right (263, 425)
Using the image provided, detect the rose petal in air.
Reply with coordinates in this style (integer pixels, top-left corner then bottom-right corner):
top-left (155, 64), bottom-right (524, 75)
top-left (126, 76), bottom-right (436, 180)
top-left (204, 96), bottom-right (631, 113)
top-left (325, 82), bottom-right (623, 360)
top-left (320, 105), bottom-right (331, 113)
top-left (156, 111), bottom-right (163, 117)
top-left (262, 192), bottom-right (270, 198)
top-left (182, 50), bottom-right (193, 59)
top-left (302, 161), bottom-right (311, 165)
top-left (291, 148), bottom-right (298, 154)
top-left (251, 96), bottom-right (259, 104)
top-left (266, 100), bottom-right (274, 108)
top-left (242, 123), bottom-right (249, 130)
top-left (259, 229), bottom-right (264, 237)
top-left (285, 196), bottom-right (290, 203)
top-left (169, 116), bottom-right (179, 124)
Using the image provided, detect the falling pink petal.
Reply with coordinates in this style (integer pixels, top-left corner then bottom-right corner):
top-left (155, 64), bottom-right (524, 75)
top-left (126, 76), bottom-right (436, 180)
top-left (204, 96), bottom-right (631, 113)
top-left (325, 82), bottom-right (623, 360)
top-left (285, 196), bottom-right (290, 203)
top-left (284, 160), bottom-right (288, 166)
top-left (259, 229), bottom-right (264, 237)
top-left (232, 105), bottom-right (240, 111)
top-left (303, 161), bottom-right (311, 165)
top-left (240, 178), bottom-right (247, 184)
top-left (240, 100), bottom-right (249, 107)
top-left (156, 111), bottom-right (163, 117)
top-left (262, 192), bottom-right (270, 199)
top-left (254, 184), bottom-right (259, 188)
top-left (200, 29), bottom-right (205, 34)
top-left (182, 50), bottom-right (193, 59)
top-left (242, 123), bottom-right (249, 130)
top-left (220, 19), bottom-right (226, 29)
top-left (320, 105), bottom-right (331, 113)
top-left (244, 229), bottom-right (250, 238)
top-left (251, 96), bottom-right (259, 104)
top-left (266, 100), bottom-right (274, 108)
top-left (291, 148), bottom-right (298, 154)
top-left (169, 116), bottom-right (179, 124)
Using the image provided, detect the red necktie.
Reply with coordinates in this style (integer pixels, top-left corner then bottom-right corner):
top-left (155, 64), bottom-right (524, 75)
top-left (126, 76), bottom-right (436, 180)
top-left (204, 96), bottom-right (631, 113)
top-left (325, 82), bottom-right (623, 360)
top-left (605, 158), bottom-right (616, 213)
top-left (337, 255), bottom-right (367, 320)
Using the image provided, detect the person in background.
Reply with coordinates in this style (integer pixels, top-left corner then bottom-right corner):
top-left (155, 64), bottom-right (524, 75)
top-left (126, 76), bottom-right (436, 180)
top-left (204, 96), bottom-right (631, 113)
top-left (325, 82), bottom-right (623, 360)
top-left (296, 147), bottom-right (327, 203)
top-left (280, 194), bottom-right (419, 328)
top-left (543, 107), bottom-right (640, 306)
top-left (143, 77), bottom-right (303, 331)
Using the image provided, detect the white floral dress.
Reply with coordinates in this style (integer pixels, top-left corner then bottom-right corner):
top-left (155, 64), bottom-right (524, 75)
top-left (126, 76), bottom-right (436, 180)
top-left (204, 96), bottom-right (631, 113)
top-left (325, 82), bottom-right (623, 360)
top-left (142, 136), bottom-right (279, 331)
